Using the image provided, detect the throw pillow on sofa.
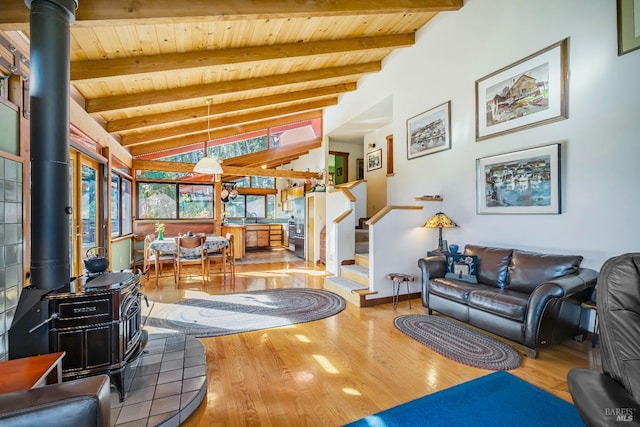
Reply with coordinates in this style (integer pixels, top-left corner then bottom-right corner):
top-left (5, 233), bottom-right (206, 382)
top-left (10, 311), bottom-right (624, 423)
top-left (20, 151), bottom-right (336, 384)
top-left (444, 254), bottom-right (478, 283)
top-left (464, 245), bottom-right (513, 287)
top-left (507, 250), bottom-right (583, 293)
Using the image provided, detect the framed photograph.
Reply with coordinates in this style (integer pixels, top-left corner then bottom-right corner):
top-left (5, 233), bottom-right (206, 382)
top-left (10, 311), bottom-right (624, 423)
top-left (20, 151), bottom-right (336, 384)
top-left (476, 143), bottom-right (561, 214)
top-left (617, 0), bottom-right (640, 55)
top-left (406, 101), bottom-right (451, 159)
top-left (475, 39), bottom-right (568, 141)
top-left (366, 149), bottom-right (382, 171)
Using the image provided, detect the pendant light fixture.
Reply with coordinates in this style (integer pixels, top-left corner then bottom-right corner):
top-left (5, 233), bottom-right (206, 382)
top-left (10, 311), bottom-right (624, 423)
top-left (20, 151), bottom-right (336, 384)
top-left (193, 99), bottom-right (224, 175)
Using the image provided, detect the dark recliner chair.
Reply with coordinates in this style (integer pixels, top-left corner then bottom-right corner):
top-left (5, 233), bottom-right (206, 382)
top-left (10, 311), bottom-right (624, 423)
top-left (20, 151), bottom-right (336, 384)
top-left (0, 374), bottom-right (111, 427)
top-left (567, 253), bottom-right (640, 426)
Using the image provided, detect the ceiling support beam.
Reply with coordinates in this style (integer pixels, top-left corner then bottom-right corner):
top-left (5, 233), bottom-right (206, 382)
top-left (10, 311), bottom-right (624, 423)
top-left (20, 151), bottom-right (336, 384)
top-left (72, 34), bottom-right (414, 82)
top-left (120, 98), bottom-right (336, 146)
top-left (106, 83), bottom-right (355, 133)
top-left (85, 62), bottom-right (379, 113)
top-left (134, 160), bottom-right (322, 180)
top-left (1, 0), bottom-right (463, 30)
top-left (129, 111), bottom-right (321, 156)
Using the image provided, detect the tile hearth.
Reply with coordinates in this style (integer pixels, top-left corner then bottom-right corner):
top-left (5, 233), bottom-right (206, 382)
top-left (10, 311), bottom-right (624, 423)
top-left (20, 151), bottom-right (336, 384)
top-left (110, 333), bottom-right (207, 427)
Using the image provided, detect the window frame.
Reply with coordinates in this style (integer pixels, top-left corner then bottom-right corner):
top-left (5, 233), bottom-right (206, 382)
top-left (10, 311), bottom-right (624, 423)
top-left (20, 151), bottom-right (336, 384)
top-left (136, 181), bottom-right (214, 220)
top-left (110, 171), bottom-right (133, 237)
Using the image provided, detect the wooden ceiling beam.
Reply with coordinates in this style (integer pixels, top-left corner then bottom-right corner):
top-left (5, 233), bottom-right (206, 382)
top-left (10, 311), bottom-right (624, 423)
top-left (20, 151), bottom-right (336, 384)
top-left (107, 83), bottom-right (356, 133)
top-left (222, 139), bottom-right (322, 167)
top-left (85, 62), bottom-right (380, 113)
top-left (120, 98), bottom-right (336, 146)
top-left (129, 111), bottom-right (321, 156)
top-left (0, 0), bottom-right (463, 29)
top-left (133, 160), bottom-right (321, 180)
top-left (72, 34), bottom-right (414, 82)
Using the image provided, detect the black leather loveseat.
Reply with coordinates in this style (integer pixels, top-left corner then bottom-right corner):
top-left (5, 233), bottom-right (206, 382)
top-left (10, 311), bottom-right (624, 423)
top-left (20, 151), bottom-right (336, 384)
top-left (419, 244), bottom-right (598, 358)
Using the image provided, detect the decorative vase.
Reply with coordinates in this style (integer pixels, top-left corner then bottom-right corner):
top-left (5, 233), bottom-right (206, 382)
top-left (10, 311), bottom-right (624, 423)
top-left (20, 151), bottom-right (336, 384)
top-left (158, 230), bottom-right (164, 240)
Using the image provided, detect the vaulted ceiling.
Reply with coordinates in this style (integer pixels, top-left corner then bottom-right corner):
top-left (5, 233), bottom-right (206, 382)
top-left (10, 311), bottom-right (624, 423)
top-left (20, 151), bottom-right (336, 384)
top-left (1, 0), bottom-right (463, 172)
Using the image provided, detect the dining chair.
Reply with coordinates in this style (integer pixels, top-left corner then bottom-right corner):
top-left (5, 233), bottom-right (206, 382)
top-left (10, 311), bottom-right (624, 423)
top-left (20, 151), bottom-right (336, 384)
top-left (224, 233), bottom-right (236, 281)
top-left (143, 234), bottom-right (176, 286)
top-left (206, 234), bottom-right (235, 282)
top-left (175, 235), bottom-right (206, 286)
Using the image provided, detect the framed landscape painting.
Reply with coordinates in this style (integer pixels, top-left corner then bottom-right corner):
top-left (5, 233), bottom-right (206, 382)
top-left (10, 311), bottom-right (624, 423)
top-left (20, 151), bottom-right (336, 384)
top-left (366, 149), bottom-right (382, 171)
top-left (617, 0), bottom-right (640, 55)
top-left (406, 101), bottom-right (451, 159)
top-left (475, 39), bottom-right (568, 141)
top-left (476, 143), bottom-right (561, 214)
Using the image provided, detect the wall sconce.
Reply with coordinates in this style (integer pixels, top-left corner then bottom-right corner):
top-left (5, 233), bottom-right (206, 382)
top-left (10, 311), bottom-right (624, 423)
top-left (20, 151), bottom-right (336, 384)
top-left (368, 143), bottom-right (376, 148)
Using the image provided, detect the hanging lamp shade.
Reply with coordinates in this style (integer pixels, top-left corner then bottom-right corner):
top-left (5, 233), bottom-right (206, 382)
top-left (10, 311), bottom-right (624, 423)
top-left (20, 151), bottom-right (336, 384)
top-left (193, 157), bottom-right (223, 174)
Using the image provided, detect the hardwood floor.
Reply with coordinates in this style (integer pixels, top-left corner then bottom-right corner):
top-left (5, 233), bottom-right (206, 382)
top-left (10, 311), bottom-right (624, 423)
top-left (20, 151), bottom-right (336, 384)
top-left (140, 257), bottom-right (600, 426)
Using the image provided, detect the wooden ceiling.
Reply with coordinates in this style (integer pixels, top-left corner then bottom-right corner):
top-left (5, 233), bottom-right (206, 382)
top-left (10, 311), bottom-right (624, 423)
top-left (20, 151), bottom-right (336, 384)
top-left (1, 0), bottom-right (462, 172)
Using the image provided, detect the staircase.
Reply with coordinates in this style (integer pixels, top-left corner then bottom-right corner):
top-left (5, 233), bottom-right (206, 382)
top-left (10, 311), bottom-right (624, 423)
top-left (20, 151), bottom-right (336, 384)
top-left (324, 222), bottom-right (377, 306)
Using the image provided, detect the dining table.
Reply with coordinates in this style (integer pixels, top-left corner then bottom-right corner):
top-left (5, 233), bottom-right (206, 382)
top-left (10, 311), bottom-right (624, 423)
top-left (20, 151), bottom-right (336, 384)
top-left (148, 235), bottom-right (229, 283)
top-left (149, 235), bottom-right (228, 255)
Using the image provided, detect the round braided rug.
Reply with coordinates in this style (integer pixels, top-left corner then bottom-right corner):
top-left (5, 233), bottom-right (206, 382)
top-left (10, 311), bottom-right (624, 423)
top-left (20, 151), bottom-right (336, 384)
top-left (394, 315), bottom-right (522, 370)
top-left (145, 288), bottom-right (345, 337)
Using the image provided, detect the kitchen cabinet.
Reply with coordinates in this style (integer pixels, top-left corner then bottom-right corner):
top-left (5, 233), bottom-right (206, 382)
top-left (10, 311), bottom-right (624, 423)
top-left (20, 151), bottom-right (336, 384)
top-left (269, 224), bottom-right (282, 247)
top-left (244, 224), bottom-right (284, 249)
top-left (245, 225), bottom-right (270, 249)
top-left (221, 225), bottom-right (246, 260)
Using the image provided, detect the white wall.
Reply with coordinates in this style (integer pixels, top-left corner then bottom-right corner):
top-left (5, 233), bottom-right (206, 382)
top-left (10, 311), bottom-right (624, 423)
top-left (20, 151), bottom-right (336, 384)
top-left (364, 124), bottom-right (392, 216)
top-left (323, 0), bottom-right (640, 271)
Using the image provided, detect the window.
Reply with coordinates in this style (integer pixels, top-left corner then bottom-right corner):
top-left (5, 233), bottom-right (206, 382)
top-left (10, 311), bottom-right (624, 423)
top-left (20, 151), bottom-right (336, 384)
top-left (178, 184), bottom-right (213, 218)
top-left (224, 194), bottom-right (275, 219)
top-left (137, 182), bottom-right (213, 219)
top-left (111, 173), bottom-right (133, 237)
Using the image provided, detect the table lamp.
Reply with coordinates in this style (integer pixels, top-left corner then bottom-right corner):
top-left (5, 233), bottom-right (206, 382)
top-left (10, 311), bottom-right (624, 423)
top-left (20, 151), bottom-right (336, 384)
top-left (424, 212), bottom-right (458, 253)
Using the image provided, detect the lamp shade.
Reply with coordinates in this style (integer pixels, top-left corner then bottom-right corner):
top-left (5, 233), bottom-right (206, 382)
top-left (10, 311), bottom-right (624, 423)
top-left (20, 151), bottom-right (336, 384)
top-left (423, 212), bottom-right (458, 228)
top-left (193, 157), bottom-right (223, 174)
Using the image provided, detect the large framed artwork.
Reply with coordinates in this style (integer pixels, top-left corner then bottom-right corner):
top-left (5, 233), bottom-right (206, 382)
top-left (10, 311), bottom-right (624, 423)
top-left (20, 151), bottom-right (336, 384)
top-left (366, 149), bottom-right (382, 171)
top-left (406, 101), bottom-right (451, 159)
top-left (617, 0), bottom-right (640, 55)
top-left (476, 143), bottom-right (561, 214)
top-left (475, 39), bottom-right (568, 141)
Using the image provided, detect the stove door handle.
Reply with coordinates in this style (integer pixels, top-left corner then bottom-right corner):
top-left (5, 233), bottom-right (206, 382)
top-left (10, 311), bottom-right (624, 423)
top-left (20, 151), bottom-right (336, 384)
top-left (28, 312), bottom-right (60, 333)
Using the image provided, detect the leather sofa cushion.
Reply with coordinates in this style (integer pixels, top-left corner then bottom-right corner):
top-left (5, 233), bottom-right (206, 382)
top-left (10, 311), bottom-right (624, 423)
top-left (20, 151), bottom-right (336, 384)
top-left (468, 289), bottom-right (529, 322)
top-left (430, 278), bottom-right (498, 304)
top-left (464, 245), bottom-right (513, 287)
top-left (507, 250), bottom-right (583, 293)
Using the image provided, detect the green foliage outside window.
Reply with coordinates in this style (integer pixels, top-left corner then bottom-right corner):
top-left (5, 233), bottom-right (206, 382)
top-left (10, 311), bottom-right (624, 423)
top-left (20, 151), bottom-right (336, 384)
top-left (138, 182), bottom-right (178, 219)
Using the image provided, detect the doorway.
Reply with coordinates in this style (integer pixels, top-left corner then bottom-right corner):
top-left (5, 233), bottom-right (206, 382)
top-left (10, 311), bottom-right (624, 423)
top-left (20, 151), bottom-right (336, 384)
top-left (70, 151), bottom-right (102, 276)
top-left (329, 151), bottom-right (349, 185)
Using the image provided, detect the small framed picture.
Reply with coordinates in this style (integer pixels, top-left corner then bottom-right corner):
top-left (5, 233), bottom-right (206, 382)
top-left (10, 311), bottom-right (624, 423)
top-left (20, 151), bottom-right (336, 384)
top-left (476, 143), bottom-right (561, 214)
top-left (406, 101), bottom-right (451, 159)
top-left (366, 149), bottom-right (382, 171)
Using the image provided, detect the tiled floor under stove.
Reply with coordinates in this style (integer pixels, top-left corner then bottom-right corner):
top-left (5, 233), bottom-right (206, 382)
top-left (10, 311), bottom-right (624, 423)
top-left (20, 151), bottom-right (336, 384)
top-left (110, 333), bottom-right (207, 427)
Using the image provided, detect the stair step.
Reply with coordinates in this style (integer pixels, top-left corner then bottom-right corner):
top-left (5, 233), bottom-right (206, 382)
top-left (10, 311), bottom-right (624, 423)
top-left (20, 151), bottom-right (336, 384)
top-left (340, 264), bottom-right (369, 286)
top-left (324, 276), bottom-right (369, 307)
top-left (355, 229), bottom-right (369, 242)
top-left (355, 252), bottom-right (369, 268)
top-left (324, 275), bottom-right (368, 292)
top-left (355, 242), bottom-right (369, 253)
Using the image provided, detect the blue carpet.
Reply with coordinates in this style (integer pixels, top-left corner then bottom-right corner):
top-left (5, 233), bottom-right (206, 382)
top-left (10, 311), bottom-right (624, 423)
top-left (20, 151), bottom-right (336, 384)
top-left (345, 371), bottom-right (584, 427)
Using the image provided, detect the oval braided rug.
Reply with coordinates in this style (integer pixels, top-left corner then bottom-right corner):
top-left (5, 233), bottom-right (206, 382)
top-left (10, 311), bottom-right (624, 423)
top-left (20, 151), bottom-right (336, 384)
top-left (394, 315), bottom-right (522, 370)
top-left (144, 288), bottom-right (345, 338)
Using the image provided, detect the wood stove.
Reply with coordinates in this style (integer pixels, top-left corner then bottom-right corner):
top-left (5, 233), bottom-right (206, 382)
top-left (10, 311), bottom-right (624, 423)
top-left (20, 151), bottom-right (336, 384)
top-left (10, 271), bottom-right (147, 402)
top-left (48, 271), bottom-right (146, 401)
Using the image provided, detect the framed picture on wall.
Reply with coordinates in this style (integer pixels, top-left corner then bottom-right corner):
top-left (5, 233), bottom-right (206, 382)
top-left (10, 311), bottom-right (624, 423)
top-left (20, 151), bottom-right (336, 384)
top-left (475, 39), bottom-right (568, 141)
top-left (617, 0), bottom-right (640, 55)
top-left (476, 143), bottom-right (561, 214)
top-left (406, 101), bottom-right (451, 159)
top-left (366, 149), bottom-right (382, 171)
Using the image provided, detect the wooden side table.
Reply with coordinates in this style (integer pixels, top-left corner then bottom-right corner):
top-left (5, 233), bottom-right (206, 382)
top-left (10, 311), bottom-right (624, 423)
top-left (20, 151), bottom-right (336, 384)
top-left (0, 352), bottom-right (65, 394)
top-left (386, 273), bottom-right (415, 309)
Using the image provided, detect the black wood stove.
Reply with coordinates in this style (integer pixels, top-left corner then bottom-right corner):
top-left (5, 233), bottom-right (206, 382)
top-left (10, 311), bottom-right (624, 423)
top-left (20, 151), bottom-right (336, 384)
top-left (10, 271), bottom-right (147, 401)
